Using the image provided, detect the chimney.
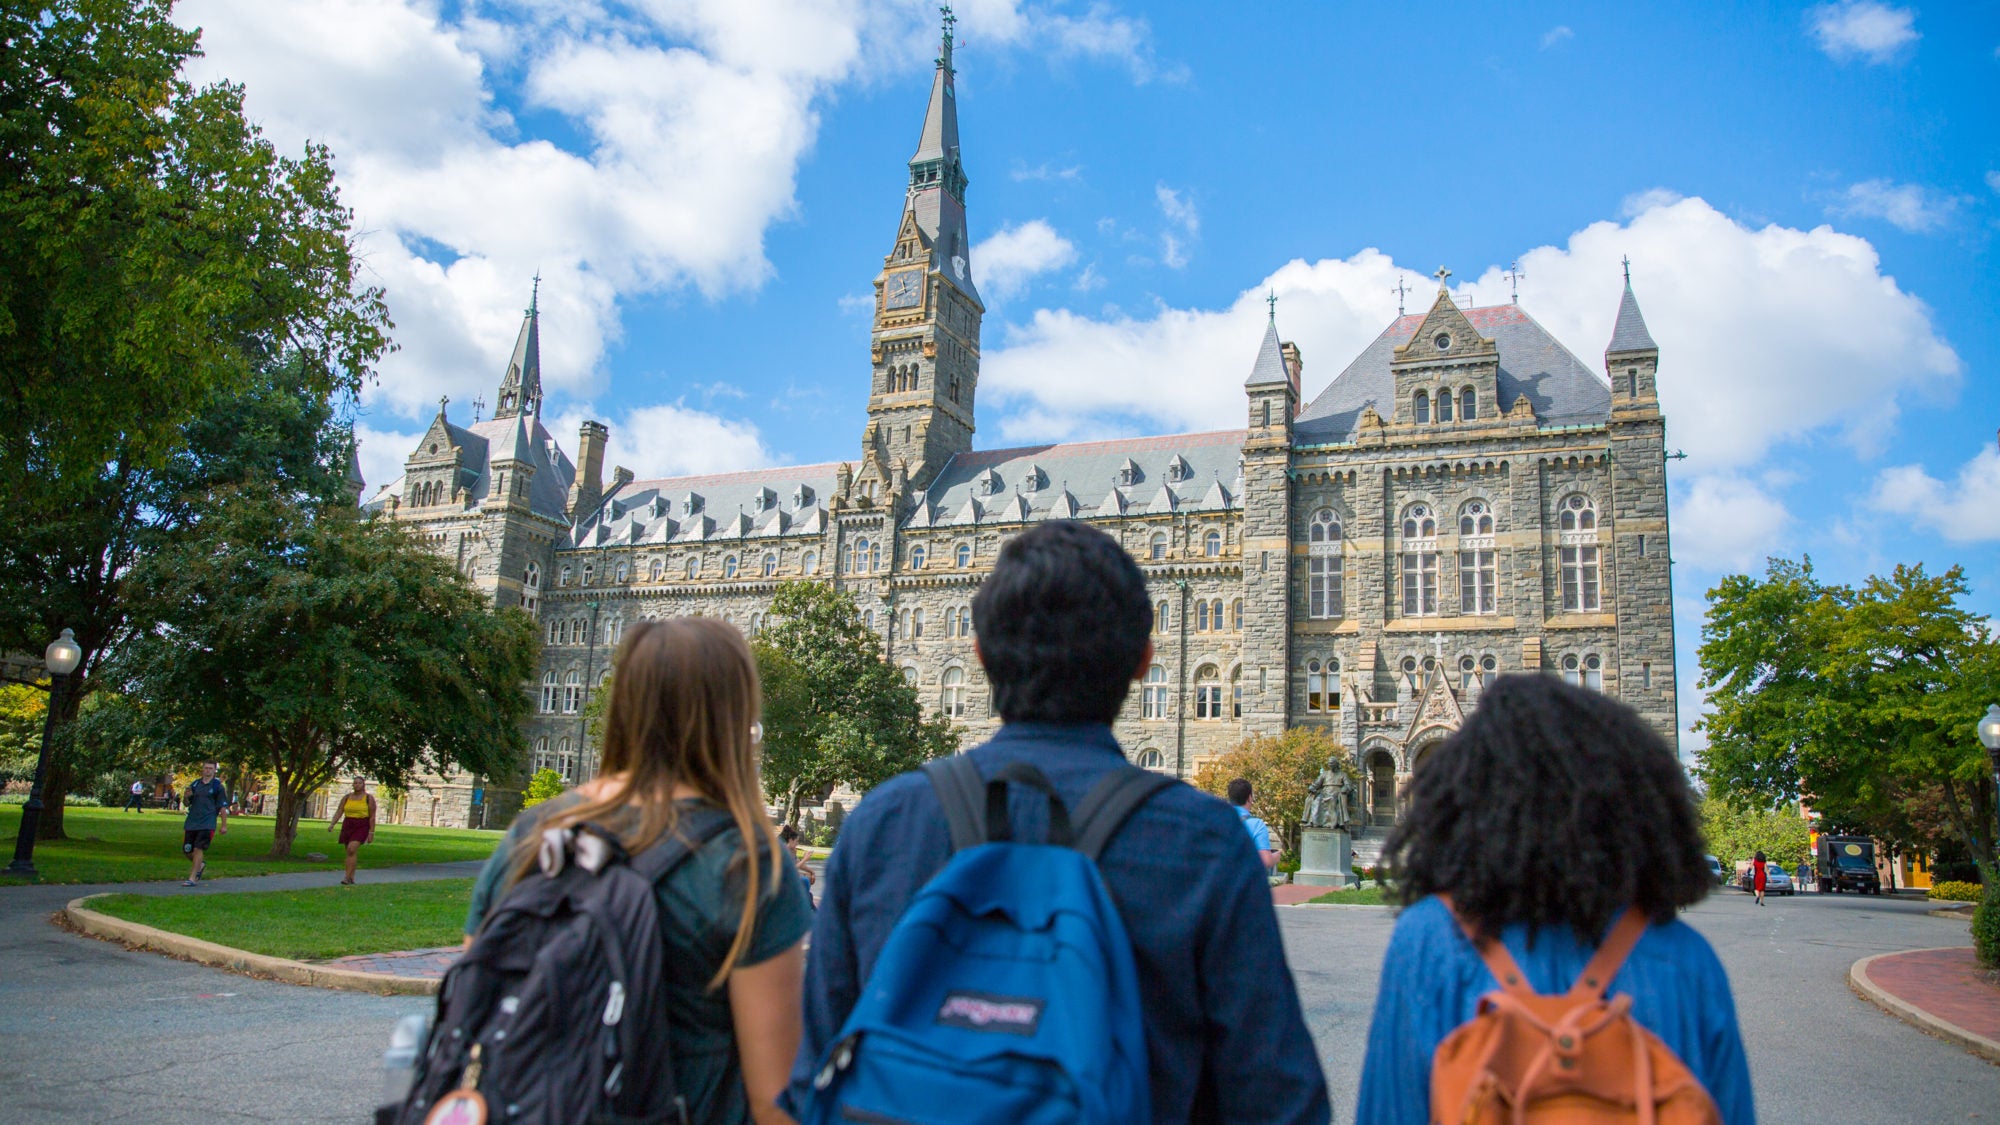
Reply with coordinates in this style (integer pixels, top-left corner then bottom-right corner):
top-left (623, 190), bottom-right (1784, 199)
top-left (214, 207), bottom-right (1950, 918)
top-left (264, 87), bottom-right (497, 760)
top-left (568, 420), bottom-right (608, 518)
top-left (1280, 342), bottom-right (1304, 414)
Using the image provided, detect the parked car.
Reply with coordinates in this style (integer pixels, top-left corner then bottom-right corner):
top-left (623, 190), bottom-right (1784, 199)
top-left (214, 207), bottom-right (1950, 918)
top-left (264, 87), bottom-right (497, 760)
top-left (1705, 855), bottom-right (1725, 885)
top-left (1739, 864), bottom-right (1793, 895)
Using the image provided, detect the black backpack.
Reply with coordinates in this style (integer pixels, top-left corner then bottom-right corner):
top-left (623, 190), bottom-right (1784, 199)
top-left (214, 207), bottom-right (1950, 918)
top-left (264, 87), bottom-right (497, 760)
top-left (390, 806), bottom-right (736, 1125)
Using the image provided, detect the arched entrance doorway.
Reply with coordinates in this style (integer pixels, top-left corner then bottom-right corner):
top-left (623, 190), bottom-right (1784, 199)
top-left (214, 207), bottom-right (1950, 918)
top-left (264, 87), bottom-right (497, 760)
top-left (1366, 750), bottom-right (1398, 828)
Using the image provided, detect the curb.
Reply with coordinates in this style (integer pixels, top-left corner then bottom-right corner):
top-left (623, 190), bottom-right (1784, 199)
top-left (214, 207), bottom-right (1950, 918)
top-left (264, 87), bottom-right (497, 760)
top-left (63, 894), bottom-right (440, 996)
top-left (1848, 949), bottom-right (2000, 1066)
top-left (1928, 906), bottom-right (1977, 921)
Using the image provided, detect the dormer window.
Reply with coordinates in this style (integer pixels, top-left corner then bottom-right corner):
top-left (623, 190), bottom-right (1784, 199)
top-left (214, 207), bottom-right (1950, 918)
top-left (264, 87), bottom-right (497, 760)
top-left (1115, 459), bottom-right (1139, 487)
top-left (1166, 455), bottom-right (1191, 483)
top-left (682, 492), bottom-right (703, 516)
top-left (754, 487), bottom-right (776, 512)
top-left (793, 484), bottom-right (815, 509)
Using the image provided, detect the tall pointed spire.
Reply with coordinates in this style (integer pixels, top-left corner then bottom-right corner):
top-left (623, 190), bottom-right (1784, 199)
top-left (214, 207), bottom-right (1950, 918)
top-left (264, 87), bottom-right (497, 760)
top-left (1246, 315), bottom-right (1289, 387)
top-left (903, 6), bottom-right (977, 301)
top-left (1606, 267), bottom-right (1658, 355)
top-left (494, 278), bottom-right (542, 420)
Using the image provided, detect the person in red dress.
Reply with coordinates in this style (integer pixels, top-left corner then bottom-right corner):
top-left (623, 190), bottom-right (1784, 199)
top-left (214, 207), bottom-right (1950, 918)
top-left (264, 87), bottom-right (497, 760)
top-left (1751, 849), bottom-right (1768, 906)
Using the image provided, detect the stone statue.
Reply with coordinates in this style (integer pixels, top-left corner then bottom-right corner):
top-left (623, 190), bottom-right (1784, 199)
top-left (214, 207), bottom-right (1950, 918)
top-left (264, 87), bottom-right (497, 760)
top-left (1303, 760), bottom-right (1354, 831)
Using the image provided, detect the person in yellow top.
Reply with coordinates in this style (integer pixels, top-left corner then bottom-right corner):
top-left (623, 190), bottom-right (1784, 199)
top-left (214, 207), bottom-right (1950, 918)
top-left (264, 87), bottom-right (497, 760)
top-left (326, 778), bottom-right (377, 885)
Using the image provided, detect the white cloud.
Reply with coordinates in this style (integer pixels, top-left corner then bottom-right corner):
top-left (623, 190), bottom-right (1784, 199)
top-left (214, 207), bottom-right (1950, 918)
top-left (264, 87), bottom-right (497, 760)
top-left (1671, 476), bottom-right (1793, 571)
top-left (1827, 179), bottom-right (1961, 232)
top-left (548, 403), bottom-right (774, 482)
top-left (982, 195), bottom-right (1960, 469)
top-left (1809, 2), bottom-right (1919, 64)
top-left (971, 220), bottom-right (1078, 302)
top-left (1540, 25), bottom-right (1574, 49)
top-left (1986, 170), bottom-right (2000, 195)
top-left (1867, 446), bottom-right (2000, 542)
top-left (1156, 183), bottom-right (1199, 234)
top-left (177, 0), bottom-right (1161, 431)
top-left (1072, 263), bottom-right (1106, 292)
top-left (1011, 161), bottom-right (1083, 182)
top-left (354, 422), bottom-right (422, 496)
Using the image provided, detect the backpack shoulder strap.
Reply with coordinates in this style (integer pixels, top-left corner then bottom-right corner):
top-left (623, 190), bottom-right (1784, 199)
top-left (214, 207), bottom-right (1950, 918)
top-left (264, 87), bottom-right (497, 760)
top-left (1443, 894), bottom-right (1538, 999)
top-left (922, 755), bottom-right (988, 853)
top-left (1069, 766), bottom-right (1176, 862)
top-left (628, 805), bottom-right (738, 884)
top-left (1567, 907), bottom-right (1649, 1000)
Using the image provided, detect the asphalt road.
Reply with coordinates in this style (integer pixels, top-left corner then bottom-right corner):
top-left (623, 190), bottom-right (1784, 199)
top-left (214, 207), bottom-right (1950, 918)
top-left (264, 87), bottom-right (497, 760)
top-left (1, 872), bottom-right (1992, 1123)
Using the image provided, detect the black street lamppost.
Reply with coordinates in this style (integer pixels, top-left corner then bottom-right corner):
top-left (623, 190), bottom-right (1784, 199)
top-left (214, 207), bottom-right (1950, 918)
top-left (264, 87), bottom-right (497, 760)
top-left (7, 628), bottom-right (84, 878)
top-left (1978, 704), bottom-right (2000, 869)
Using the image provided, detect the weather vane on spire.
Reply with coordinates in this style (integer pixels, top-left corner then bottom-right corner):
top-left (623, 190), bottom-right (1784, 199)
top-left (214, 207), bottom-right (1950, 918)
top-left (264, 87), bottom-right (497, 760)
top-left (1621, 255), bottom-right (1631, 284)
top-left (939, 5), bottom-right (956, 71)
top-left (1266, 290), bottom-right (1277, 321)
top-left (1392, 275), bottom-right (1409, 315)
top-left (1506, 261), bottom-right (1525, 304)
top-left (530, 270), bottom-right (541, 314)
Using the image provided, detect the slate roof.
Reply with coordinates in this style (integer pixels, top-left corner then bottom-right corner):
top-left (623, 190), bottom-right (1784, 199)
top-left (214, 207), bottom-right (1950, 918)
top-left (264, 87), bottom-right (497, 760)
top-left (1294, 303), bottom-right (1611, 444)
top-left (363, 414), bottom-right (577, 522)
top-left (907, 429), bottom-right (1245, 529)
top-left (1606, 282), bottom-right (1658, 353)
top-left (570, 462), bottom-right (850, 549)
top-left (1246, 318), bottom-right (1289, 386)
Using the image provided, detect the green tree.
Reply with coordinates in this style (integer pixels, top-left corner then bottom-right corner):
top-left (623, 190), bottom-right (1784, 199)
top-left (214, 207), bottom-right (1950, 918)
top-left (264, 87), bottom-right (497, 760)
top-left (753, 583), bottom-right (957, 823)
top-left (0, 1), bottom-right (391, 837)
top-left (1193, 726), bottom-right (1352, 857)
top-left (521, 769), bottom-right (567, 809)
top-left (1699, 796), bottom-right (1812, 872)
top-left (0, 682), bottom-right (48, 784)
top-left (1698, 558), bottom-right (1999, 880)
top-left (83, 492), bottom-right (539, 856)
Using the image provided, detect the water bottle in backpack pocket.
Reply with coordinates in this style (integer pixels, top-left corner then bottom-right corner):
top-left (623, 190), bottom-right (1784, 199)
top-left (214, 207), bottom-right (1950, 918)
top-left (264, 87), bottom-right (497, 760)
top-left (800, 759), bottom-right (1173, 1125)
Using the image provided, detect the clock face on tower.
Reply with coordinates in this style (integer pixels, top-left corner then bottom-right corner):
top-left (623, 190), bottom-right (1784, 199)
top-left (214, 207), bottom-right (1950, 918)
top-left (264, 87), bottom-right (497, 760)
top-left (884, 270), bottom-right (923, 310)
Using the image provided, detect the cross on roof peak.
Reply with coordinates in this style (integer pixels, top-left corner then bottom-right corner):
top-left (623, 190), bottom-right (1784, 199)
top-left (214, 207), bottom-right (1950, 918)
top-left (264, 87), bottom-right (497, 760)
top-left (1265, 290), bottom-right (1277, 321)
top-left (1433, 266), bottom-right (1452, 286)
top-left (437, 394), bottom-right (449, 417)
top-left (1392, 275), bottom-right (1410, 315)
top-left (1621, 254), bottom-right (1631, 284)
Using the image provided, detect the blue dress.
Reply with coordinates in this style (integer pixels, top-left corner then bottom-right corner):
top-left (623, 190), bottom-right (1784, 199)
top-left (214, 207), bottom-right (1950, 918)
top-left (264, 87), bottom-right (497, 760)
top-left (1356, 896), bottom-right (1754, 1125)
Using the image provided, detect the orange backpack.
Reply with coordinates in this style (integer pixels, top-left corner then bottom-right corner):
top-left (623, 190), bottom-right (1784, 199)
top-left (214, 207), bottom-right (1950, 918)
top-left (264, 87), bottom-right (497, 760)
top-left (1430, 905), bottom-right (1722, 1125)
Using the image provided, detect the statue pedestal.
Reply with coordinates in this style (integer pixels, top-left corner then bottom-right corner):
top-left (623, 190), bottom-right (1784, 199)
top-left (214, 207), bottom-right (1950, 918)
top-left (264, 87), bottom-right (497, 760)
top-left (1294, 827), bottom-right (1355, 888)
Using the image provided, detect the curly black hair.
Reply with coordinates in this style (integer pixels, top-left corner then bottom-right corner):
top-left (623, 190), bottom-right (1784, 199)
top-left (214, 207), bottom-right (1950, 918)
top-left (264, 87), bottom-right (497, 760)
top-left (1386, 673), bottom-right (1711, 943)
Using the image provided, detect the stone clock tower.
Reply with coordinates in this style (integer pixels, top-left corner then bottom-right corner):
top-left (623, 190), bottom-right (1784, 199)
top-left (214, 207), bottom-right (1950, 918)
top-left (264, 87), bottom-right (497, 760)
top-left (859, 11), bottom-right (984, 506)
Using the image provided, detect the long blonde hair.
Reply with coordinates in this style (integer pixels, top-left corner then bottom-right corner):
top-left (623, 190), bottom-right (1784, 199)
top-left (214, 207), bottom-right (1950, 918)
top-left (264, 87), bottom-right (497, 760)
top-left (511, 616), bottom-right (781, 987)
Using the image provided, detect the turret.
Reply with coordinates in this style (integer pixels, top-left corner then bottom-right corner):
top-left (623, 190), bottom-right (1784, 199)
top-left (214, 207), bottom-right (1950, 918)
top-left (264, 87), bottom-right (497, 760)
top-left (567, 420), bottom-right (606, 519)
top-left (495, 279), bottom-right (543, 421)
top-left (1606, 261), bottom-right (1660, 414)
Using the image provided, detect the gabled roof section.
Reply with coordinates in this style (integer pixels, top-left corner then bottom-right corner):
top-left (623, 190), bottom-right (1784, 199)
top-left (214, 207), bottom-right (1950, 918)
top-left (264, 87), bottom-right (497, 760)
top-left (566, 462), bottom-right (850, 549)
top-left (1246, 317), bottom-right (1290, 387)
top-left (1295, 303), bottom-right (1612, 444)
top-left (1606, 281), bottom-right (1659, 354)
top-left (494, 283), bottom-right (542, 420)
top-left (365, 414), bottom-right (576, 522)
top-left (1394, 285), bottom-right (1497, 363)
top-left (911, 429), bottom-right (1246, 529)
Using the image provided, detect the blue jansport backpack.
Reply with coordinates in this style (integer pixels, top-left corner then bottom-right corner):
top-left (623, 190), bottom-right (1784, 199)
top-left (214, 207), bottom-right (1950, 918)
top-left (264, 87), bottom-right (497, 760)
top-left (801, 757), bottom-right (1175, 1125)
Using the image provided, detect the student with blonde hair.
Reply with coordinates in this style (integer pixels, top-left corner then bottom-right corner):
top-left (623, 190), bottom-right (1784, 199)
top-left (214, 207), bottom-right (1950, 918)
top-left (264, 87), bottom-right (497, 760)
top-left (457, 617), bottom-right (812, 1125)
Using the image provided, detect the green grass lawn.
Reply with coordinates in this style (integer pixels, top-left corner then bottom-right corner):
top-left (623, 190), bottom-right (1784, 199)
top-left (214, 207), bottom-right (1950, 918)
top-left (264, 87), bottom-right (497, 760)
top-left (1306, 884), bottom-right (1391, 906)
top-left (0, 805), bottom-right (503, 885)
top-left (89, 879), bottom-right (475, 960)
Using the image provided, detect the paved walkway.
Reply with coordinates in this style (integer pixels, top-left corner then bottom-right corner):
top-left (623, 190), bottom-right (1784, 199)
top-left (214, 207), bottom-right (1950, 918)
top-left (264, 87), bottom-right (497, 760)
top-left (324, 946), bottom-right (462, 978)
top-left (1860, 945), bottom-right (2000, 1044)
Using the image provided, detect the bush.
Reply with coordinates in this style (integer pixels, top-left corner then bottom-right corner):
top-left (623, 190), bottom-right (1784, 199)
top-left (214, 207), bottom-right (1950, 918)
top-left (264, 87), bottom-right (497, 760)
top-left (1975, 885), bottom-right (2000, 971)
top-left (520, 769), bottom-right (566, 809)
top-left (0, 793), bottom-right (100, 806)
top-left (1277, 852), bottom-right (1300, 875)
top-left (1929, 880), bottom-right (1982, 903)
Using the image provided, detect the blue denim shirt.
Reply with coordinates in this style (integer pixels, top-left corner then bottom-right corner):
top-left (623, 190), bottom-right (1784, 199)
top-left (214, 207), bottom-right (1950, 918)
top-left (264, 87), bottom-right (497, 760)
top-left (1356, 896), bottom-right (1755, 1124)
top-left (783, 722), bottom-right (1331, 1124)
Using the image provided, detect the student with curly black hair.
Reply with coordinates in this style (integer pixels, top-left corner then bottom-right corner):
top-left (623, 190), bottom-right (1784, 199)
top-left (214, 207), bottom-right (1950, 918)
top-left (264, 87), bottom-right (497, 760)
top-left (1355, 673), bottom-right (1753, 1124)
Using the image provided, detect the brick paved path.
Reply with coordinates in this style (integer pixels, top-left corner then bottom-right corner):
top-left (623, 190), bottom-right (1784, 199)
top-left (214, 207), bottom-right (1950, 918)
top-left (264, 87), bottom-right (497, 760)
top-left (324, 946), bottom-right (460, 979)
top-left (1862, 945), bottom-right (2000, 1042)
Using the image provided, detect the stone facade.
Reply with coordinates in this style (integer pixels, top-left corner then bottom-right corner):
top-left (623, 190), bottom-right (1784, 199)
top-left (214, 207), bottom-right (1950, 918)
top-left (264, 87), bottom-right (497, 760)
top-left (365, 27), bottom-right (1677, 839)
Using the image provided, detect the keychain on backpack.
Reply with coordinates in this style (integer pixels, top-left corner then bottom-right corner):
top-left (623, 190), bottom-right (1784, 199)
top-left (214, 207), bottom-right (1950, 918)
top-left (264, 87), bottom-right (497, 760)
top-left (423, 1044), bottom-right (487, 1125)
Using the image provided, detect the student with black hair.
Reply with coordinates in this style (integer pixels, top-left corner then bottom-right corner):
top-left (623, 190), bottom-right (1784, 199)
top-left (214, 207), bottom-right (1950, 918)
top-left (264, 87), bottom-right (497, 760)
top-left (785, 520), bottom-right (1330, 1123)
top-left (1228, 777), bottom-right (1277, 871)
top-left (1355, 674), bottom-right (1753, 1124)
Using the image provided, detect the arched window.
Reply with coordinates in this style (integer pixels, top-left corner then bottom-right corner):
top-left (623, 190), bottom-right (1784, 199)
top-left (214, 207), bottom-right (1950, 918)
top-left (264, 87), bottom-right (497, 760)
top-left (801, 550), bottom-right (818, 575)
top-left (607, 618), bottom-right (623, 645)
top-left (901, 664), bottom-right (919, 686)
top-left (523, 563), bottom-right (541, 613)
top-left (1459, 500), bottom-right (1494, 536)
top-left (614, 561), bottom-right (628, 584)
top-left (910, 544), bottom-right (927, 569)
top-left (1305, 658), bottom-right (1340, 712)
top-left (533, 737), bottom-right (551, 773)
top-left (748, 613), bottom-right (763, 636)
top-left (547, 620), bottom-right (561, 645)
top-left (1460, 387), bottom-right (1477, 421)
top-left (581, 564), bottom-right (594, 586)
top-left (1203, 530), bottom-right (1222, 557)
top-left (1558, 496), bottom-right (1602, 612)
top-left (1141, 665), bottom-right (1169, 719)
top-left (1583, 653), bottom-right (1603, 691)
top-left (1197, 599), bottom-right (1213, 632)
top-left (1400, 504), bottom-right (1438, 616)
top-left (648, 558), bottom-right (663, 582)
top-left (1231, 667), bottom-right (1243, 718)
top-left (1194, 666), bottom-right (1223, 719)
top-left (1230, 598), bottom-right (1243, 631)
top-left (849, 537), bottom-right (872, 574)
top-left (1136, 748), bottom-right (1165, 769)
top-left (559, 565), bottom-right (572, 588)
top-left (1308, 508), bottom-right (1344, 619)
top-left (941, 667), bottom-right (967, 718)
top-left (1438, 387), bottom-right (1454, 422)
top-left (556, 738), bottom-right (574, 783)
top-left (1402, 655), bottom-right (1422, 692)
top-left (685, 556), bottom-right (700, 580)
top-left (955, 543), bottom-right (972, 568)
top-left (761, 553), bottom-right (777, 577)
top-left (1309, 508), bottom-right (1341, 545)
top-left (723, 555), bottom-right (739, 579)
top-left (957, 606), bottom-right (974, 637)
top-left (869, 539), bottom-right (881, 571)
top-left (1561, 654), bottom-right (1580, 686)
top-left (1154, 599), bottom-right (1172, 634)
top-left (1414, 390), bottom-right (1430, 424)
top-left (862, 609), bottom-right (875, 631)
top-left (563, 669), bottom-right (582, 714)
top-left (540, 672), bottom-right (558, 713)
top-left (1149, 532), bottom-right (1168, 561)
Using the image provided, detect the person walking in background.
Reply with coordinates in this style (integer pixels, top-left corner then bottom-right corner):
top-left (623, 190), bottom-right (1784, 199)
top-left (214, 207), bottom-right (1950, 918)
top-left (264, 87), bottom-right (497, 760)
top-left (460, 618), bottom-right (812, 1124)
top-left (1229, 777), bottom-right (1278, 873)
top-left (326, 777), bottom-right (377, 885)
top-left (126, 779), bottom-right (145, 813)
top-left (786, 521), bottom-right (1330, 1124)
top-left (1752, 850), bottom-right (1768, 906)
top-left (1355, 674), bottom-right (1752, 1124)
top-left (180, 761), bottom-right (229, 887)
top-left (778, 824), bottom-right (816, 898)
top-left (1795, 859), bottom-right (1810, 891)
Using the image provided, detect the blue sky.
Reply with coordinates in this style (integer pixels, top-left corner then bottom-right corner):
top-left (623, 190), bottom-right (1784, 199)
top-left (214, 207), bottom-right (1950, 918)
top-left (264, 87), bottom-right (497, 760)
top-left (179, 0), bottom-right (2000, 750)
